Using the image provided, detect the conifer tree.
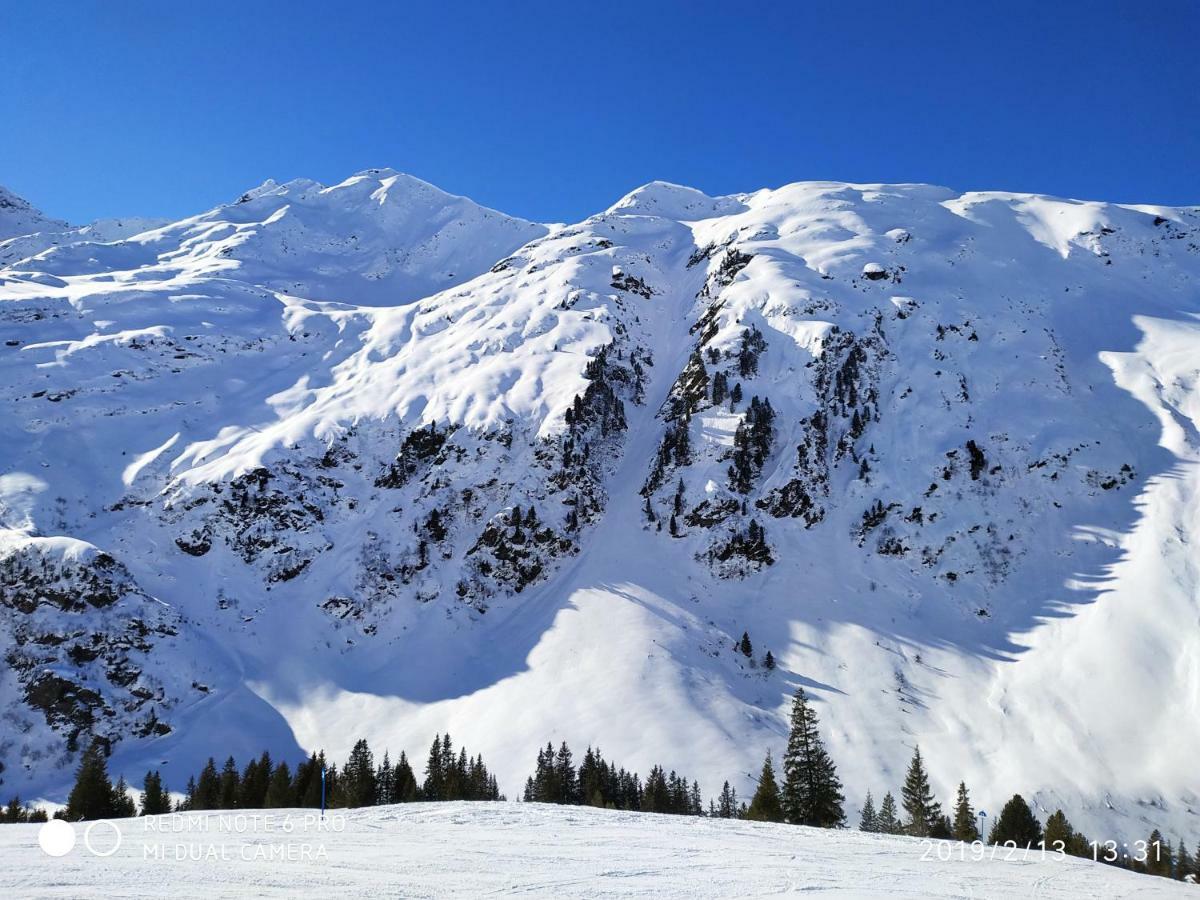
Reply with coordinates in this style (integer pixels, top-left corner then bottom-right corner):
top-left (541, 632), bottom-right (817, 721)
top-left (987, 794), bottom-right (1042, 847)
top-left (1174, 840), bottom-right (1191, 880)
top-left (342, 739), bottom-right (377, 808)
top-left (952, 782), bottom-right (979, 842)
top-left (554, 742), bottom-right (578, 804)
top-left (1146, 829), bottom-right (1172, 878)
top-left (264, 761), bottom-right (293, 808)
top-left (877, 792), bottom-right (902, 834)
top-left (739, 632), bottom-right (753, 657)
top-left (393, 751), bottom-right (419, 802)
top-left (763, 651), bottom-right (775, 671)
top-left (239, 752), bottom-right (272, 809)
top-left (717, 781), bottom-right (738, 819)
top-left (930, 813), bottom-right (953, 839)
top-left (218, 756), bottom-right (240, 809)
top-left (859, 791), bottom-right (878, 832)
top-left (745, 752), bottom-right (785, 823)
top-left (900, 746), bottom-right (941, 837)
top-left (424, 735), bottom-right (446, 801)
top-left (195, 757), bottom-right (221, 809)
top-left (140, 771), bottom-right (171, 816)
top-left (111, 775), bottom-right (137, 818)
top-left (780, 687), bottom-right (845, 828)
top-left (65, 740), bottom-right (116, 821)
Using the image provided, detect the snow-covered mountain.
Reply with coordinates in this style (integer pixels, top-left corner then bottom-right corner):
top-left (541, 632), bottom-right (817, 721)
top-left (0, 187), bottom-right (70, 242)
top-left (1, 170), bottom-right (1198, 843)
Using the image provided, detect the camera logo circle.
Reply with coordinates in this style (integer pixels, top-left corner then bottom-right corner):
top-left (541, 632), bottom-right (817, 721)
top-left (84, 819), bottom-right (123, 857)
top-left (37, 819), bottom-right (76, 857)
top-left (38, 819), bottom-right (123, 857)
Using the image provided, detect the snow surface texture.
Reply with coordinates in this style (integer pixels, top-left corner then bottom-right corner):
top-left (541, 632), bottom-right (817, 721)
top-left (0, 802), bottom-right (1191, 899)
top-left (1, 172), bottom-right (1199, 844)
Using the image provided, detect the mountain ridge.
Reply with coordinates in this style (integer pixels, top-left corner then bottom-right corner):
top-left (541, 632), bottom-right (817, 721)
top-left (1, 172), bottom-right (1198, 843)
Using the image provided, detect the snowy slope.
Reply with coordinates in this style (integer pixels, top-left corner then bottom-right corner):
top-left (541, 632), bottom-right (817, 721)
top-left (0, 803), bottom-right (1190, 899)
top-left (0, 186), bottom-right (69, 241)
top-left (2, 174), bottom-right (1199, 847)
top-left (0, 216), bottom-right (169, 269)
top-left (4, 801), bottom-right (1195, 900)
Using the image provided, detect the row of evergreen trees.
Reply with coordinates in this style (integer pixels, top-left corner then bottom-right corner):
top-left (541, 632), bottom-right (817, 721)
top-left (14, 706), bottom-right (1198, 884)
top-left (51, 732), bottom-right (500, 822)
top-left (732, 689), bottom-right (1193, 881)
top-left (522, 742), bottom-right (701, 815)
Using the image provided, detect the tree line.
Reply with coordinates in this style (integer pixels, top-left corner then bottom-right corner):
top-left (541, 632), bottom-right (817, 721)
top-left (731, 688), bottom-right (1196, 882)
top-left (33, 732), bottom-right (499, 822)
top-left (8, 695), bottom-right (1197, 884)
top-left (522, 741), bottom-right (702, 815)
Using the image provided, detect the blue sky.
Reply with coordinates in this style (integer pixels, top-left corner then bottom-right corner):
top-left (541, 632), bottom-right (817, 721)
top-left (2, 0), bottom-right (1196, 224)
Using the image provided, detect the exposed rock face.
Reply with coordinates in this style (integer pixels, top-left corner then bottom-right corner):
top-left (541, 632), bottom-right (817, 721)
top-left (1, 175), bottom-right (1199, 842)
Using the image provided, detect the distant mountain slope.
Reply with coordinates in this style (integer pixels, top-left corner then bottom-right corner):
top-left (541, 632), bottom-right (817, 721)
top-left (0, 186), bottom-right (70, 241)
top-left (1, 172), bottom-right (1198, 844)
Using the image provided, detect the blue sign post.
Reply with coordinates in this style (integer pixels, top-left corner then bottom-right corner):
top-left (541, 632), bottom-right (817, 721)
top-left (321, 765), bottom-right (327, 820)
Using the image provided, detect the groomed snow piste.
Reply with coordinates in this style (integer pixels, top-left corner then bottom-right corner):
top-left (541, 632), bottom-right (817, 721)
top-left (0, 803), bottom-right (1191, 899)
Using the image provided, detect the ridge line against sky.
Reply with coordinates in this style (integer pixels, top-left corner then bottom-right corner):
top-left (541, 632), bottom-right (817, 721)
top-left (1, 0), bottom-right (1197, 225)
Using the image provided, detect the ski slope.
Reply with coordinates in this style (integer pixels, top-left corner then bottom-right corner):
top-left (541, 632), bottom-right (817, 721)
top-left (0, 802), bottom-right (1189, 899)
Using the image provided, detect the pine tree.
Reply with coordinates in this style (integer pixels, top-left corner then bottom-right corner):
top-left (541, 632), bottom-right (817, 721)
top-left (342, 739), bottom-right (377, 808)
top-left (780, 687), bottom-right (845, 828)
top-left (65, 740), bottom-right (116, 821)
top-left (987, 794), bottom-right (1042, 847)
top-left (717, 781), bottom-right (738, 819)
top-left (1043, 809), bottom-right (1074, 854)
top-left (930, 813), bottom-right (953, 839)
top-left (712, 371), bottom-right (728, 406)
top-left (1175, 840), bottom-right (1192, 880)
top-left (264, 762), bottom-right (293, 808)
top-left (140, 771), bottom-right (171, 816)
top-left (194, 758), bottom-right (220, 810)
top-left (859, 791), bottom-right (878, 832)
top-left (900, 746), bottom-right (941, 837)
top-left (952, 782), bottom-right (979, 842)
top-left (111, 775), bottom-right (136, 818)
top-left (393, 752), bottom-right (419, 802)
top-left (745, 752), bottom-right (785, 823)
top-left (739, 632), bottom-right (753, 657)
top-left (217, 756), bottom-right (240, 809)
top-left (238, 752), bottom-right (272, 809)
top-left (763, 651), bottom-right (775, 671)
top-left (877, 792), bottom-right (902, 834)
top-left (1146, 829), bottom-right (1172, 878)
top-left (553, 742), bottom-right (577, 804)
top-left (424, 735), bottom-right (446, 801)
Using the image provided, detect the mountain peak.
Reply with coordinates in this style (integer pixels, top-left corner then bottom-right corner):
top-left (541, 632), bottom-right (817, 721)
top-left (0, 185), bottom-right (71, 240)
top-left (606, 181), bottom-right (747, 220)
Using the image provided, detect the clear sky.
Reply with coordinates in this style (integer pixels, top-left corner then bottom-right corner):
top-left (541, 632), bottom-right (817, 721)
top-left (2, 0), bottom-right (1196, 225)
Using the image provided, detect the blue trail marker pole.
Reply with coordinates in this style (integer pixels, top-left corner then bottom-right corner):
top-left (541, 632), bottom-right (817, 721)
top-left (321, 766), bottom-right (327, 820)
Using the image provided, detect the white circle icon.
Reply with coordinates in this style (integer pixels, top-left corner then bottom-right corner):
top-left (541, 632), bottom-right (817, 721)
top-left (83, 820), bottom-right (122, 857)
top-left (38, 819), bottom-right (76, 857)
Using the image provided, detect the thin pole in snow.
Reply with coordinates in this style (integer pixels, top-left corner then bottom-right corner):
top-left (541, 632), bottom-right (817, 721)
top-left (321, 765), bottom-right (327, 820)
